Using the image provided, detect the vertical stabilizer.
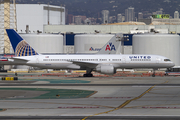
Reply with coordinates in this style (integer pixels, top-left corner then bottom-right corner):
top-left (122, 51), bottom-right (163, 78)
top-left (96, 33), bottom-right (122, 54)
top-left (6, 29), bottom-right (38, 56)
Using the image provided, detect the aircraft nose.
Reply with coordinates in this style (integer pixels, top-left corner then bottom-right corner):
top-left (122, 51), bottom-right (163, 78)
top-left (170, 62), bottom-right (175, 67)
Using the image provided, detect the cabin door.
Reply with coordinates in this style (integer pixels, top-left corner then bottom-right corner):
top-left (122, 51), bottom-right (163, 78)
top-left (36, 56), bottom-right (39, 64)
top-left (156, 57), bottom-right (160, 63)
top-left (122, 57), bottom-right (126, 63)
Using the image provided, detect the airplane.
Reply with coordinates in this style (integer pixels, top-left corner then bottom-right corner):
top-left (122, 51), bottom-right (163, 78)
top-left (5, 29), bottom-right (175, 77)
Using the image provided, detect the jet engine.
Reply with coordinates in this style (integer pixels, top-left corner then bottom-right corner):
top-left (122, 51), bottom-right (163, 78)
top-left (96, 65), bottom-right (116, 75)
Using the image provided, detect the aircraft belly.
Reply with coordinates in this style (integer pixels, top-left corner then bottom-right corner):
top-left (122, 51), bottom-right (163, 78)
top-left (27, 63), bottom-right (80, 70)
top-left (67, 64), bottom-right (80, 69)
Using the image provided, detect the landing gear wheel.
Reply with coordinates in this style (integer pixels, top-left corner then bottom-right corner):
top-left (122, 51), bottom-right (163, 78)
top-left (90, 74), bottom-right (93, 77)
top-left (152, 68), bottom-right (157, 77)
top-left (83, 74), bottom-right (93, 77)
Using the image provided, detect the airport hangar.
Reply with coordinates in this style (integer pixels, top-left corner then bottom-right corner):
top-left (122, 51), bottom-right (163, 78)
top-left (0, 3), bottom-right (66, 55)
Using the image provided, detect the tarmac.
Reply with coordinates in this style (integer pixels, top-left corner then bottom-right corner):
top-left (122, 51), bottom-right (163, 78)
top-left (0, 72), bottom-right (180, 120)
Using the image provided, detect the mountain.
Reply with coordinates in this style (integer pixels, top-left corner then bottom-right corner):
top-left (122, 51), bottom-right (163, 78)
top-left (15, 0), bottom-right (180, 18)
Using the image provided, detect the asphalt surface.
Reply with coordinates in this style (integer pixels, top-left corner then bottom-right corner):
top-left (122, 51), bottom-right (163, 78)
top-left (0, 75), bottom-right (180, 120)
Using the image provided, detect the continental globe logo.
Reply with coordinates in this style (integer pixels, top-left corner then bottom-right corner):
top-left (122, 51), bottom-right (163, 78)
top-left (15, 40), bottom-right (38, 56)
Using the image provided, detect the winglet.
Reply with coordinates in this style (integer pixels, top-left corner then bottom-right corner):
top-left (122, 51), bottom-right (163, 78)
top-left (6, 29), bottom-right (38, 56)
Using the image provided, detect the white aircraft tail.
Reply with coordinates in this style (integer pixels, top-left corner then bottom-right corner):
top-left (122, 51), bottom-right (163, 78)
top-left (96, 33), bottom-right (122, 54)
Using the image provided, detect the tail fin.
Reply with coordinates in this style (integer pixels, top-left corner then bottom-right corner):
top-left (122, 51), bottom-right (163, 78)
top-left (96, 33), bottom-right (122, 54)
top-left (6, 29), bottom-right (38, 56)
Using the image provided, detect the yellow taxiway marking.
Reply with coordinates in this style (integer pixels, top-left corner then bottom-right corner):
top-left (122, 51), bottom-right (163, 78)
top-left (82, 80), bottom-right (170, 120)
top-left (82, 85), bottom-right (156, 120)
top-left (86, 91), bottom-right (98, 98)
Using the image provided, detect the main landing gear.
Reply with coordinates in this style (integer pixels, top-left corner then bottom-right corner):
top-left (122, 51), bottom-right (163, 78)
top-left (83, 68), bottom-right (93, 77)
top-left (83, 74), bottom-right (93, 77)
top-left (152, 69), bottom-right (157, 77)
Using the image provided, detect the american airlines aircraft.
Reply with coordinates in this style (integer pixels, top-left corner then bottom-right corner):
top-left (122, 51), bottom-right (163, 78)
top-left (6, 29), bottom-right (175, 77)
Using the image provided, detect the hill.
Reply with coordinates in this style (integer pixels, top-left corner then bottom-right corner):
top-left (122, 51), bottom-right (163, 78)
top-left (15, 0), bottom-right (180, 18)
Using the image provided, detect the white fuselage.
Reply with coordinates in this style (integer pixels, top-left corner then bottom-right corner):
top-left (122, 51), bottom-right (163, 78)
top-left (11, 54), bottom-right (175, 70)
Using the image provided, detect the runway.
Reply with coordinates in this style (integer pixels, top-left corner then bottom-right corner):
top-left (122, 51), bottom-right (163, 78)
top-left (0, 75), bottom-right (180, 120)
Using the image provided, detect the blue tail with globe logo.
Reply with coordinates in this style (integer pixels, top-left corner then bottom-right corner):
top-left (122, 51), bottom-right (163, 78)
top-left (6, 29), bottom-right (38, 56)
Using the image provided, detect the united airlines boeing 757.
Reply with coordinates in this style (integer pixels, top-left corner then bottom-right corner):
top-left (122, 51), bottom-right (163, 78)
top-left (6, 29), bottom-right (174, 77)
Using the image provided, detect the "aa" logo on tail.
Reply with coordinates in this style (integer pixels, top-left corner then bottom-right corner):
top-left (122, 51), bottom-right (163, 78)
top-left (105, 42), bottom-right (116, 51)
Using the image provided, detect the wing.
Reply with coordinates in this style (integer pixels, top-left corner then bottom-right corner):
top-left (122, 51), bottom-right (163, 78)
top-left (0, 57), bottom-right (28, 65)
top-left (8, 58), bottom-right (29, 64)
top-left (72, 61), bottom-right (98, 69)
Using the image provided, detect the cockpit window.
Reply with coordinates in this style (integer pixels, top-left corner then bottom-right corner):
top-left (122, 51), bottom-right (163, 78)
top-left (164, 59), bottom-right (171, 61)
